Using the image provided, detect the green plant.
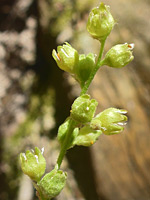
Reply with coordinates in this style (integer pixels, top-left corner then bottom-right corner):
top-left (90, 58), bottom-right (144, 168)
top-left (20, 2), bottom-right (134, 199)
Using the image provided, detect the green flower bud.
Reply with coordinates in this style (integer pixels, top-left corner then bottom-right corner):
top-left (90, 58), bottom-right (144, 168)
top-left (20, 147), bottom-right (46, 182)
top-left (52, 42), bottom-right (79, 73)
top-left (90, 108), bottom-right (128, 135)
top-left (71, 94), bottom-right (98, 124)
top-left (75, 53), bottom-right (96, 86)
top-left (58, 117), bottom-right (79, 149)
top-left (38, 169), bottom-right (67, 199)
top-left (73, 125), bottom-right (102, 146)
top-left (102, 43), bottom-right (134, 68)
top-left (87, 2), bottom-right (115, 42)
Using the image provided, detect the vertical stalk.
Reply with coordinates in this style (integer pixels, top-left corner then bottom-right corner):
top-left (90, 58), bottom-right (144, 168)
top-left (80, 40), bottom-right (106, 95)
top-left (56, 119), bottom-right (77, 169)
top-left (56, 40), bottom-right (106, 170)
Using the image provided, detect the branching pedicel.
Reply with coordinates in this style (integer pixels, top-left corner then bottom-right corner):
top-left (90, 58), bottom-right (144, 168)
top-left (20, 3), bottom-right (134, 200)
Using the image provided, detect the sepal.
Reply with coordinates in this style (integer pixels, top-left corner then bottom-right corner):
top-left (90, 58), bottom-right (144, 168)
top-left (58, 117), bottom-right (79, 149)
top-left (73, 125), bottom-right (102, 146)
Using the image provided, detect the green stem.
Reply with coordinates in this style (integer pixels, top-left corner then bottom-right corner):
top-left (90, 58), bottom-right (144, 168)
top-left (80, 39), bottom-right (106, 95)
top-left (56, 118), bottom-right (77, 169)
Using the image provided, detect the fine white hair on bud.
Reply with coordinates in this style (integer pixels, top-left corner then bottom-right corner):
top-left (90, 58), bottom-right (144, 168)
top-left (115, 109), bottom-right (127, 114)
top-left (41, 147), bottom-right (44, 155)
top-left (116, 122), bottom-right (127, 126)
top-left (31, 149), bottom-right (34, 153)
top-left (86, 107), bottom-right (89, 111)
top-left (35, 155), bottom-right (39, 163)
top-left (22, 153), bottom-right (27, 161)
top-left (54, 50), bottom-right (61, 61)
top-left (61, 48), bottom-right (69, 57)
top-left (101, 127), bottom-right (107, 131)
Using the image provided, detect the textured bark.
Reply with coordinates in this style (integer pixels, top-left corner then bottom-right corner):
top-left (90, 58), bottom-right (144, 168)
top-left (89, 1), bottom-right (150, 199)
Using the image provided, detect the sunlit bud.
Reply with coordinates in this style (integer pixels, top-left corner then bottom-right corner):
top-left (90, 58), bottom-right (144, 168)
top-left (75, 53), bottom-right (96, 86)
top-left (73, 125), bottom-right (102, 146)
top-left (52, 42), bottom-right (79, 73)
top-left (20, 147), bottom-right (46, 182)
top-left (58, 117), bottom-right (79, 149)
top-left (91, 108), bottom-right (128, 135)
top-left (38, 169), bottom-right (67, 199)
top-left (71, 94), bottom-right (98, 124)
top-left (102, 43), bottom-right (134, 68)
top-left (87, 2), bottom-right (115, 42)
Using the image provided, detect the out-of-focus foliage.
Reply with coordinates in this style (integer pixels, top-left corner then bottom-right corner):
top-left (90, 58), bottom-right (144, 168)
top-left (0, 0), bottom-right (97, 199)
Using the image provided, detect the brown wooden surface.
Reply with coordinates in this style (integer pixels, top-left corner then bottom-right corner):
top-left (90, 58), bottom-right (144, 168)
top-left (89, 1), bottom-right (150, 199)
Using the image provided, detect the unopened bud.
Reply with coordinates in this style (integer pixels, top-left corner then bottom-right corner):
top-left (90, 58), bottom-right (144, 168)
top-left (71, 94), bottom-right (98, 124)
top-left (52, 42), bottom-right (79, 73)
top-left (20, 147), bottom-right (46, 182)
top-left (75, 53), bottom-right (96, 86)
top-left (102, 43), bottom-right (134, 68)
top-left (73, 125), bottom-right (102, 146)
top-left (87, 2), bottom-right (115, 42)
top-left (91, 108), bottom-right (128, 135)
top-left (38, 169), bottom-right (67, 199)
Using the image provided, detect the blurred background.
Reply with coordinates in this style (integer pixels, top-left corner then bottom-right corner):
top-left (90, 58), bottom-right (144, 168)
top-left (0, 0), bottom-right (150, 199)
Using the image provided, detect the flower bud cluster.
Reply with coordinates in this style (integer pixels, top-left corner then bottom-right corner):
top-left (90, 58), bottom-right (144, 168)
top-left (52, 43), bottom-right (96, 87)
top-left (58, 95), bottom-right (128, 148)
top-left (20, 2), bottom-right (134, 199)
top-left (72, 107), bottom-right (127, 147)
top-left (20, 147), bottom-right (67, 199)
top-left (52, 3), bottom-right (134, 89)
